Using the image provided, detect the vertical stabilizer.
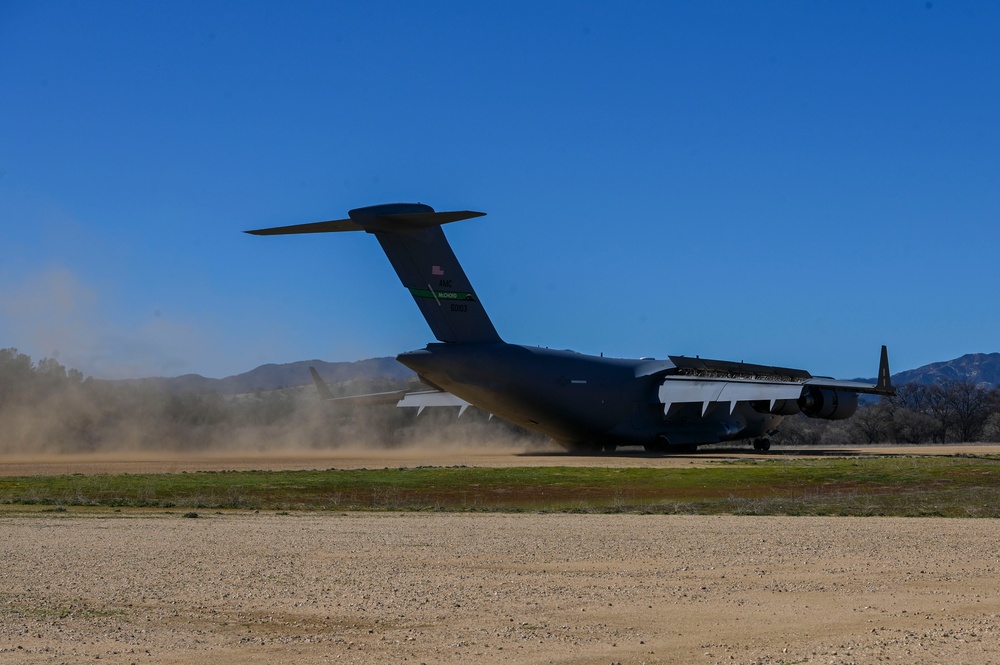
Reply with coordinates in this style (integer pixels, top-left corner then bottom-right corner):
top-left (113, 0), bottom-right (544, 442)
top-left (247, 203), bottom-right (503, 344)
top-left (370, 223), bottom-right (501, 343)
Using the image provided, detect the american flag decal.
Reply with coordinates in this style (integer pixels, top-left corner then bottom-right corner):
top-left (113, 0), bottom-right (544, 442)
top-left (432, 265), bottom-right (445, 276)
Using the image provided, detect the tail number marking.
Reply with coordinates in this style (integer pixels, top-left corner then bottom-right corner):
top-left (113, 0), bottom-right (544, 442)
top-left (409, 288), bottom-right (477, 302)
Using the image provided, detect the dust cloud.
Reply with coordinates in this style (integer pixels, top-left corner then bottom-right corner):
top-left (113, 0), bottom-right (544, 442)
top-left (0, 266), bottom-right (219, 380)
top-left (0, 347), bottom-right (551, 468)
top-left (0, 264), bottom-right (549, 463)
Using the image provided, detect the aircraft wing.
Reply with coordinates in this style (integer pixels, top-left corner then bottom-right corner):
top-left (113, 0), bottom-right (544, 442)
top-left (329, 390), bottom-right (409, 405)
top-left (802, 377), bottom-right (890, 395)
top-left (396, 390), bottom-right (472, 415)
top-left (309, 365), bottom-right (406, 404)
top-left (803, 345), bottom-right (895, 396)
top-left (309, 366), bottom-right (470, 414)
top-left (658, 377), bottom-right (805, 416)
top-left (322, 385), bottom-right (471, 414)
top-left (657, 345), bottom-right (894, 415)
top-left (327, 388), bottom-right (471, 414)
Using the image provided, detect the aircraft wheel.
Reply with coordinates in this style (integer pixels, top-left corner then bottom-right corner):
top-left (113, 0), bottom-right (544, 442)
top-left (752, 438), bottom-right (771, 451)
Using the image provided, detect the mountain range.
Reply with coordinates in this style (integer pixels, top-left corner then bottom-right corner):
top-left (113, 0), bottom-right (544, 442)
top-left (116, 358), bottom-right (414, 394)
top-left (115, 352), bottom-right (1000, 395)
top-left (888, 352), bottom-right (1000, 387)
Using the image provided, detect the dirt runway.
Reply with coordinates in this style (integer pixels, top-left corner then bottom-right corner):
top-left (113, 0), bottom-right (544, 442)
top-left (3, 511), bottom-right (1000, 664)
top-left (1, 443), bottom-right (997, 476)
top-left (3, 445), bottom-right (1000, 664)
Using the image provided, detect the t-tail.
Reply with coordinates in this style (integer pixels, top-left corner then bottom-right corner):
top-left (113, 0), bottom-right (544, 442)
top-left (247, 203), bottom-right (503, 344)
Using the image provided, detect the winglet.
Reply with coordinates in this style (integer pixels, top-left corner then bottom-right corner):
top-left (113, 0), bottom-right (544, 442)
top-left (876, 345), bottom-right (894, 396)
top-left (309, 366), bottom-right (334, 400)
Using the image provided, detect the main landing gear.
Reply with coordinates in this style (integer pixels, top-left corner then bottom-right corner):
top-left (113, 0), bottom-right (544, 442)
top-left (643, 437), bottom-right (699, 454)
top-left (752, 437), bottom-right (771, 452)
top-left (568, 442), bottom-right (617, 454)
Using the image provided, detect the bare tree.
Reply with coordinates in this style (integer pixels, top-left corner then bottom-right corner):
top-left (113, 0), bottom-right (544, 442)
top-left (941, 380), bottom-right (996, 442)
top-left (888, 408), bottom-right (940, 444)
top-left (891, 383), bottom-right (954, 442)
top-left (850, 402), bottom-right (890, 443)
top-left (983, 413), bottom-right (1000, 442)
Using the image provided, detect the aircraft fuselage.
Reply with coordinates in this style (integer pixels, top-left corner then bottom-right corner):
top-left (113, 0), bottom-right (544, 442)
top-left (397, 343), bottom-right (782, 449)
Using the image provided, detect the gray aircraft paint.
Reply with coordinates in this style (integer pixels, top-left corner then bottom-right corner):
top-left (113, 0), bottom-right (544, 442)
top-left (248, 203), bottom-right (893, 452)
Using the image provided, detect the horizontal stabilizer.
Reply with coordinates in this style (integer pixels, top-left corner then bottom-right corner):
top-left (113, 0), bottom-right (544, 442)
top-left (247, 218), bottom-right (365, 235)
top-left (245, 204), bottom-right (485, 236)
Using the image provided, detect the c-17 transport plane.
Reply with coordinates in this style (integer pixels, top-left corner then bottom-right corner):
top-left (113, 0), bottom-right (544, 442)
top-left (248, 203), bottom-right (894, 453)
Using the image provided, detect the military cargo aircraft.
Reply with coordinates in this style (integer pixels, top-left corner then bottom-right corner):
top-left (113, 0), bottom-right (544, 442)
top-left (248, 203), bottom-right (894, 453)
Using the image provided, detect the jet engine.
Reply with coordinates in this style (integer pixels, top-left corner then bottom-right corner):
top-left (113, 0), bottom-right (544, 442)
top-left (798, 387), bottom-right (858, 420)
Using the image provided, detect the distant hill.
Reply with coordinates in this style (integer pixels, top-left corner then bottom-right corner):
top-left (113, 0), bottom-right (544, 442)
top-left (116, 357), bottom-right (414, 395)
top-left (889, 353), bottom-right (1000, 387)
top-left (114, 351), bottom-right (1000, 396)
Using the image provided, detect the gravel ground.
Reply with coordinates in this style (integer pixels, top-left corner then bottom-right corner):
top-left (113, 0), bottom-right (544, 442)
top-left (2, 443), bottom-right (997, 476)
top-left (3, 511), bottom-right (1000, 664)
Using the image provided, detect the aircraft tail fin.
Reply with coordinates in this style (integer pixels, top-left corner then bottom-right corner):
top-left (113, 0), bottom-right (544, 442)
top-left (248, 204), bottom-right (502, 344)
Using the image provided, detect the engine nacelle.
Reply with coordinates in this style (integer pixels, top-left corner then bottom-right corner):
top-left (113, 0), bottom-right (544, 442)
top-left (798, 387), bottom-right (858, 420)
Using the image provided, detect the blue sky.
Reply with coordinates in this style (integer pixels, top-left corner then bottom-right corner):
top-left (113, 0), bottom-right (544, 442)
top-left (2, 1), bottom-right (998, 380)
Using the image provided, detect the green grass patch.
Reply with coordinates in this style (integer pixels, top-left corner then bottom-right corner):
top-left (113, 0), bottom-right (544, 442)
top-left (0, 594), bottom-right (126, 620)
top-left (1, 455), bottom-right (999, 516)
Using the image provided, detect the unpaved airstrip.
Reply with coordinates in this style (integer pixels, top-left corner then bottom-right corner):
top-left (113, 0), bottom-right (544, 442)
top-left (0, 442), bottom-right (992, 476)
top-left (2, 445), bottom-right (999, 664)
